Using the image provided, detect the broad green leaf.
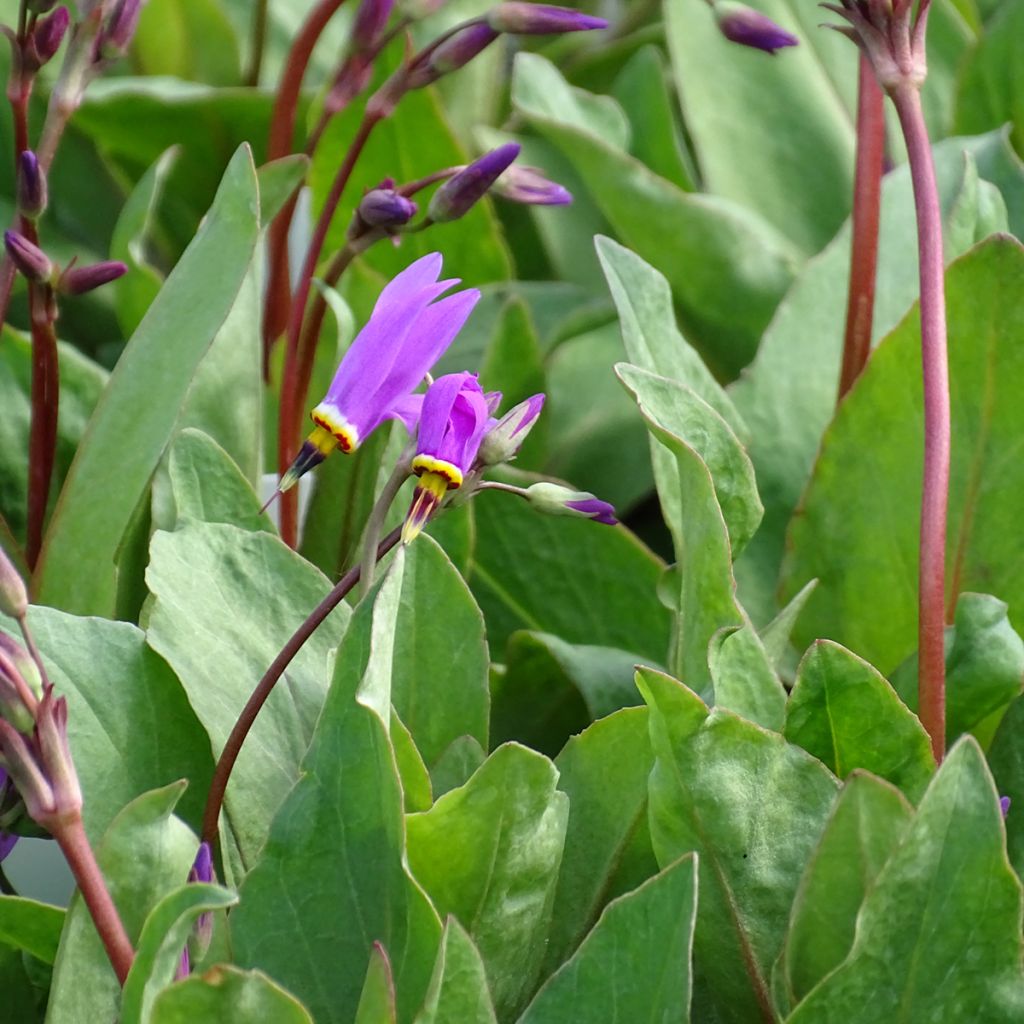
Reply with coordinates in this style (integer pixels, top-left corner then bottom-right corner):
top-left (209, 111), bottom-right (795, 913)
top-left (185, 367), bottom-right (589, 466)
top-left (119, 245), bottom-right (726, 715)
top-left (787, 739), bottom-right (1024, 1022)
top-left (731, 133), bottom-right (1024, 624)
top-left (0, 329), bottom-right (108, 544)
top-left (781, 237), bottom-right (1024, 672)
top-left (709, 623), bottom-right (787, 733)
top-left (355, 943), bottom-right (397, 1024)
top-left (543, 705), bottom-right (657, 974)
top-left (110, 147), bottom-right (179, 337)
top-left (150, 966), bottom-right (314, 1023)
top-left (46, 784), bottom-right (198, 1024)
top-left (0, 944), bottom-right (44, 1023)
top-left (9, 607), bottom-right (213, 842)
top-left (37, 146), bottom-right (262, 616)
top-left (121, 883), bottom-right (237, 1024)
top-left (406, 744), bottom-right (569, 1020)
top-left (491, 632), bottom-right (644, 757)
top-left (0, 897), bottom-right (64, 964)
top-left (664, 0), bottom-right (853, 255)
top-left (519, 854), bottom-right (697, 1024)
top-left (144, 521), bottom-right (349, 864)
top-left (639, 670), bottom-right (837, 1024)
top-left (151, 428), bottom-right (272, 534)
top-left (513, 53), bottom-right (799, 374)
top-left (890, 592), bottom-right (1024, 743)
top-left (392, 710), bottom-right (434, 813)
top-left (784, 641), bottom-right (935, 801)
top-left (780, 774), bottom-right (912, 1009)
top-left (230, 552), bottom-right (442, 1024)
top-left (413, 918), bottom-right (497, 1024)
top-left (430, 493), bottom-right (671, 663)
top-left (133, 0), bottom-right (241, 85)
top-left (256, 154), bottom-right (310, 224)
top-left (429, 736), bottom-right (486, 800)
top-left (760, 580), bottom-right (817, 671)
top-left (986, 694), bottom-right (1024, 880)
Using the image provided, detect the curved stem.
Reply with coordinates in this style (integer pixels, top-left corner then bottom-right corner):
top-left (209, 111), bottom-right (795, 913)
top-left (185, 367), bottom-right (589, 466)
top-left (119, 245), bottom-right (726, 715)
top-left (26, 283), bottom-right (58, 569)
top-left (245, 0), bottom-right (269, 87)
top-left (890, 83), bottom-right (948, 763)
top-left (359, 452), bottom-right (412, 598)
top-left (201, 525), bottom-right (403, 846)
top-left (837, 55), bottom-right (885, 400)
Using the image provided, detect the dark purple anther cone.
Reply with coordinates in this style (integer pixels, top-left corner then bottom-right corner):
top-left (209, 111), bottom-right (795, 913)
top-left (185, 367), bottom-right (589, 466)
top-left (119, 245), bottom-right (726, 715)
top-left (29, 6), bottom-right (70, 67)
top-left (487, 2), bottom-right (608, 34)
top-left (58, 260), bottom-right (128, 296)
top-left (408, 22), bottom-right (500, 87)
top-left (358, 188), bottom-right (417, 227)
top-left (714, 2), bottom-right (798, 54)
top-left (428, 143), bottom-right (521, 222)
top-left (17, 152), bottom-right (47, 220)
top-left (351, 0), bottom-right (394, 52)
top-left (4, 231), bottom-right (52, 283)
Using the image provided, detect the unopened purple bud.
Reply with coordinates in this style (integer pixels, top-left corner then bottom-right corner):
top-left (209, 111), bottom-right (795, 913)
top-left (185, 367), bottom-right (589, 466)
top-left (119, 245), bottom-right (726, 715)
top-left (408, 22), bottom-right (500, 87)
top-left (525, 482), bottom-right (618, 525)
top-left (188, 840), bottom-right (215, 955)
top-left (487, 3), bottom-right (608, 34)
top-left (98, 0), bottom-right (142, 58)
top-left (58, 260), bottom-right (128, 296)
top-left (1001, 796), bottom-right (1011, 818)
top-left (0, 547), bottom-right (27, 620)
top-left (428, 143), bottom-right (520, 222)
top-left (351, 0), bottom-right (394, 51)
top-left (479, 393), bottom-right (545, 465)
top-left (0, 721), bottom-right (54, 823)
top-left (494, 164), bottom-right (571, 206)
top-left (17, 152), bottom-right (47, 220)
top-left (358, 189), bottom-right (417, 228)
top-left (3, 231), bottom-right (52, 283)
top-left (714, 2), bottom-right (798, 54)
top-left (35, 688), bottom-right (81, 821)
top-left (28, 6), bottom-right (70, 68)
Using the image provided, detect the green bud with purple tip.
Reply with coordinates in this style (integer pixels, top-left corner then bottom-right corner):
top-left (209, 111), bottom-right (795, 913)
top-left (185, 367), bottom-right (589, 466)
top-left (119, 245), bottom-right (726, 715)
top-left (0, 547), bottom-right (27, 621)
top-left (525, 482), bottom-right (618, 525)
top-left (406, 22), bottom-right (500, 88)
top-left (714, 2), bottom-right (798, 54)
top-left (4, 231), bottom-right (52, 283)
top-left (479, 394), bottom-right (545, 465)
top-left (428, 143), bottom-right (520, 223)
top-left (0, 634), bottom-right (41, 734)
top-left (486, 3), bottom-right (608, 34)
top-left (17, 152), bottom-right (47, 220)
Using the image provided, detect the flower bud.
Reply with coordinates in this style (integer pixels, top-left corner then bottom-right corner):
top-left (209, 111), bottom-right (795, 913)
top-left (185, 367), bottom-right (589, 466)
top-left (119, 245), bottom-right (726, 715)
top-left (26, 6), bottom-right (70, 69)
top-left (486, 3), bottom-right (608, 34)
top-left (494, 164), bottom-right (571, 206)
top-left (0, 634), bottom-right (41, 733)
top-left (351, 0), bottom-right (394, 52)
top-left (714, 2), bottom-right (798, 54)
top-left (188, 841), bottom-right (215, 956)
top-left (406, 22), bottom-right (499, 88)
top-left (479, 394), bottom-right (545, 465)
top-left (0, 546), bottom-right (27, 620)
top-left (17, 152), bottom-right (47, 220)
top-left (427, 143), bottom-right (520, 223)
top-left (35, 687), bottom-right (81, 822)
top-left (1001, 796), bottom-right (1011, 818)
top-left (525, 482), bottom-right (617, 525)
top-left (358, 188), bottom-right (417, 228)
top-left (97, 0), bottom-right (142, 58)
top-left (4, 231), bottom-right (52, 283)
top-left (58, 260), bottom-right (128, 296)
top-left (0, 721), bottom-right (54, 824)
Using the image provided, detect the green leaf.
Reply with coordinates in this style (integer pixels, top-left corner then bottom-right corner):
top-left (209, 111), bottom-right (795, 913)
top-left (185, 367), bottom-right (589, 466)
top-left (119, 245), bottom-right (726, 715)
top-left (512, 53), bottom-right (799, 374)
top-left (230, 551), bottom-right (442, 1024)
top-left (709, 622), bottom-right (787, 733)
top-left (151, 428), bottom-right (272, 534)
top-left (47, 784), bottom-right (198, 1024)
top-left (413, 918), bottom-right (497, 1024)
top-left (0, 897), bottom-right (64, 964)
top-left (256, 155), bottom-right (310, 224)
top-left (760, 580), bottom-right (817, 671)
top-left (891, 592), bottom-right (1024, 743)
top-left (355, 944), bottom-right (397, 1024)
top-left (150, 966), bottom-right (314, 1024)
top-left (520, 854), bottom-right (697, 1024)
top-left (406, 744), bottom-right (569, 1020)
top-left (392, 710), bottom-right (434, 814)
top-left (543, 705), bottom-right (657, 974)
top-left (0, 944), bottom-right (45, 1023)
top-left (144, 521), bottom-right (349, 864)
top-left (491, 632), bottom-right (645, 757)
top-left (784, 641), bottom-right (935, 802)
top-left (780, 774), bottom-right (912, 1009)
top-left (781, 237), bottom-right (1024, 672)
top-left (986, 693), bottom-right (1024, 880)
top-left (429, 736), bottom-right (486, 800)
top-left (121, 883), bottom-right (238, 1024)
top-left (787, 739), bottom-right (1024, 1022)
top-left (133, 0), bottom-right (241, 85)
top-left (9, 607), bottom-right (213, 842)
top-left (37, 146), bottom-right (262, 616)
top-left (639, 670), bottom-right (837, 1024)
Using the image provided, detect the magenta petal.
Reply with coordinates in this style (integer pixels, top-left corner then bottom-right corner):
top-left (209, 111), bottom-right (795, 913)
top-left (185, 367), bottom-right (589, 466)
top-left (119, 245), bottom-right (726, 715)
top-left (566, 497), bottom-right (618, 525)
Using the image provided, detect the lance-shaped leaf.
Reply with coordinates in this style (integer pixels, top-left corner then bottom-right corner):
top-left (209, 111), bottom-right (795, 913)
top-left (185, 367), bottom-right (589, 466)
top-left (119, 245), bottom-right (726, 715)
top-left (355, 944), bottom-right (397, 1024)
top-left (987, 694), bottom-right (1024, 882)
top-left (405, 744), bottom-right (568, 1021)
top-left (784, 640), bottom-right (934, 802)
top-left (0, 896), bottom-right (64, 964)
top-left (639, 670), bottom-right (837, 1024)
top-left (520, 853), bottom-right (697, 1024)
top-left (787, 739), bottom-right (1024, 1022)
top-left (37, 145), bottom-right (263, 616)
top-left (413, 918), bottom-right (497, 1024)
top-left (150, 966), bottom-right (314, 1024)
top-left (230, 551), bottom-right (442, 1024)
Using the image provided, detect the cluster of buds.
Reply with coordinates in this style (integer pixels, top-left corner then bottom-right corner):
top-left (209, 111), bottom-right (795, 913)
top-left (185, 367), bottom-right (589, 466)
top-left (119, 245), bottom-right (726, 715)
top-left (823, 0), bottom-right (930, 90)
top-left (4, 223), bottom-right (127, 296)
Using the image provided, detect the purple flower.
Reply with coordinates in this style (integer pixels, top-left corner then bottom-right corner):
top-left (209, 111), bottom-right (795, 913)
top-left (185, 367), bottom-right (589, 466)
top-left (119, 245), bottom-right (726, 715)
top-left (1001, 796), bottom-right (1011, 818)
top-left (17, 152), bottom-right (47, 220)
top-left (487, 3), bottom-right (608, 33)
top-left (525, 482), bottom-right (618, 525)
top-left (357, 188), bottom-right (417, 228)
top-left (479, 393), bottom-right (545, 465)
top-left (428, 143), bottom-right (521, 223)
top-left (281, 253), bottom-right (480, 492)
top-left (403, 373), bottom-right (493, 543)
top-left (494, 165), bottom-right (572, 206)
top-left (714, 2), bottom-right (798, 54)
top-left (4, 231), bottom-right (52, 283)
top-left (58, 260), bottom-right (129, 296)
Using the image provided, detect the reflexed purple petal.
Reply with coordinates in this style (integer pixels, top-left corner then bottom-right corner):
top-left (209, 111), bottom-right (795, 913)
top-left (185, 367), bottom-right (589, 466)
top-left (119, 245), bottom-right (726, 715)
top-left (565, 497), bottom-right (618, 525)
top-left (373, 251), bottom-right (443, 313)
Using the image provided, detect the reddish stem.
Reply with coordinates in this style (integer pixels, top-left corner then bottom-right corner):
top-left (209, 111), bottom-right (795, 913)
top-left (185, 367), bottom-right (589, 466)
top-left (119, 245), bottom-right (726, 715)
top-left (277, 110), bottom-right (381, 547)
top-left (201, 524), bottom-right (402, 846)
top-left (837, 55), bottom-right (885, 399)
top-left (890, 83), bottom-right (948, 763)
top-left (25, 283), bottom-right (58, 569)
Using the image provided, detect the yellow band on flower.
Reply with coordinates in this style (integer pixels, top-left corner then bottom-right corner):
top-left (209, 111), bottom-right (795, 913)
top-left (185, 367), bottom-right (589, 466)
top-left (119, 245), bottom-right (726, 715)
top-left (410, 454), bottom-right (464, 489)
